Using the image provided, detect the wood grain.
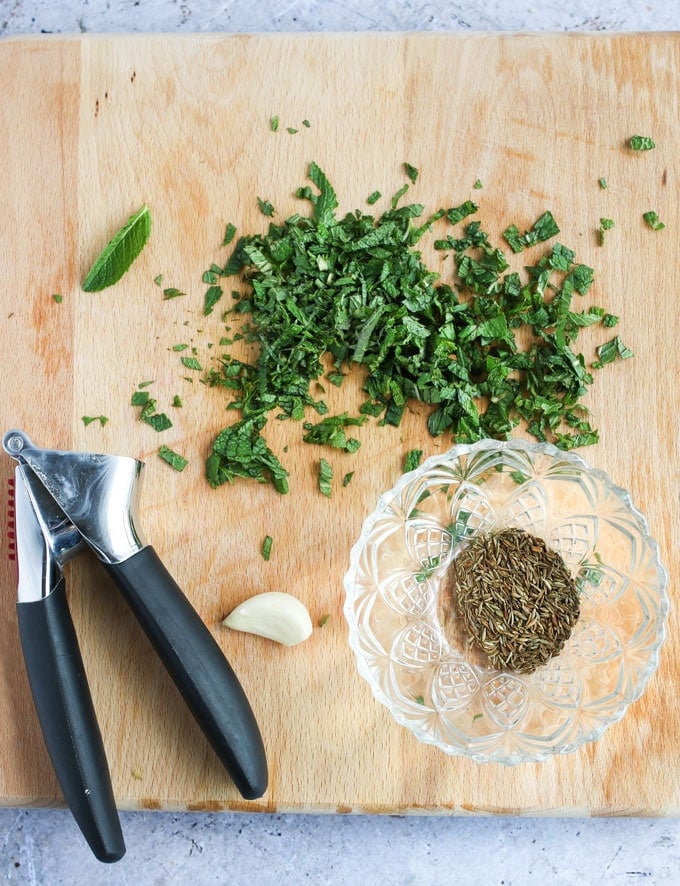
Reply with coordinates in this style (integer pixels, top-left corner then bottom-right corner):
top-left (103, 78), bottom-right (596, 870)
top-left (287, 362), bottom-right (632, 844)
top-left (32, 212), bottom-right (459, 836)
top-left (0, 32), bottom-right (678, 815)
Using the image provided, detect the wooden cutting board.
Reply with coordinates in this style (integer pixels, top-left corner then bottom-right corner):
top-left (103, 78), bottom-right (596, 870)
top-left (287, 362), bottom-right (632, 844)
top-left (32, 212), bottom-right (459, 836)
top-left (0, 32), bottom-right (678, 816)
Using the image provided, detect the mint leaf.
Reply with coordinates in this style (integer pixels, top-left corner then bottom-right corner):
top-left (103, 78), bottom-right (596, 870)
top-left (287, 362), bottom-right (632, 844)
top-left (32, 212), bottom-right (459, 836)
top-left (82, 204), bottom-right (151, 292)
top-left (257, 198), bottom-right (275, 217)
top-left (447, 201), bottom-right (478, 225)
top-left (643, 210), bottom-right (665, 231)
top-left (222, 223), bottom-right (237, 246)
top-left (630, 135), bottom-right (655, 151)
top-left (318, 458), bottom-right (333, 497)
top-left (203, 285), bottom-right (223, 316)
top-left (143, 410), bottom-right (172, 432)
top-left (158, 445), bottom-right (188, 471)
top-left (130, 390), bottom-right (150, 406)
top-left (404, 163), bottom-right (419, 183)
top-left (162, 287), bottom-right (185, 299)
top-left (403, 449), bottom-right (423, 472)
top-left (207, 417), bottom-right (289, 493)
top-left (308, 162), bottom-right (338, 227)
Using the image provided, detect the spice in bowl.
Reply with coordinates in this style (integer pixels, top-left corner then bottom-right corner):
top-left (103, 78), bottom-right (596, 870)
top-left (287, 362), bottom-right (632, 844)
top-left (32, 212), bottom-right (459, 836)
top-left (450, 528), bottom-right (580, 673)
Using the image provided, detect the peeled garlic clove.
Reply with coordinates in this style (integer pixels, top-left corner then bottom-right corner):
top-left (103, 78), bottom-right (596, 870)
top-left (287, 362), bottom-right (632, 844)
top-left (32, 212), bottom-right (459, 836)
top-left (223, 592), bottom-right (313, 647)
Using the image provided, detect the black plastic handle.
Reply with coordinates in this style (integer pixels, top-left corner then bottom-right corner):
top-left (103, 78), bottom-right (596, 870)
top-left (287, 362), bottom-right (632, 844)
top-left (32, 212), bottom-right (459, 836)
top-left (17, 579), bottom-right (125, 863)
top-left (103, 546), bottom-right (267, 800)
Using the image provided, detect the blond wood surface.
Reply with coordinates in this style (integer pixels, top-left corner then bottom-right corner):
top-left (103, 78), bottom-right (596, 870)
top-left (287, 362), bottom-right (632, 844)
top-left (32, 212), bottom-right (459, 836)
top-left (0, 33), bottom-right (678, 815)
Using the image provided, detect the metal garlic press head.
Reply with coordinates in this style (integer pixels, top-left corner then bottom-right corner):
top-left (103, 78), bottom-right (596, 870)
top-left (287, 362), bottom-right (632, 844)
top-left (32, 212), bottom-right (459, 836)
top-left (4, 429), bottom-right (267, 863)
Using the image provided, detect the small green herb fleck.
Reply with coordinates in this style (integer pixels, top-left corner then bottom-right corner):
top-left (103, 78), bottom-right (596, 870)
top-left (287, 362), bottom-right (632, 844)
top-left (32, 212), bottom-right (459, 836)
top-left (138, 380), bottom-right (154, 388)
top-left (473, 179), bottom-right (483, 189)
top-left (206, 417), bottom-right (289, 493)
top-left (342, 471), bottom-right (354, 487)
top-left (82, 204), bottom-right (151, 292)
top-left (203, 285), bottom-right (223, 316)
top-left (172, 395), bottom-right (182, 407)
top-left (302, 119), bottom-right (311, 128)
top-left (366, 190), bottom-right (381, 205)
top-left (414, 556), bottom-right (440, 583)
top-left (318, 458), bottom-right (333, 497)
top-left (447, 511), bottom-right (472, 545)
top-left (598, 217), bottom-right (615, 245)
top-left (598, 177), bottom-right (608, 189)
top-left (643, 210), bottom-right (665, 231)
top-left (529, 211), bottom-right (560, 245)
top-left (447, 201), bottom-right (478, 225)
top-left (270, 115), bottom-right (279, 132)
top-left (318, 614), bottom-right (330, 627)
top-left (502, 224), bottom-right (524, 254)
top-left (504, 211), bottom-right (560, 253)
top-left (630, 135), bottom-right (655, 151)
top-left (143, 407), bottom-right (173, 432)
top-left (158, 445), bottom-right (188, 471)
top-left (262, 535), bottom-right (273, 561)
top-left (52, 293), bottom-right (63, 303)
top-left (567, 262), bottom-right (594, 294)
top-left (154, 274), bottom-right (163, 285)
top-left (602, 313), bottom-right (619, 328)
top-left (172, 344), bottom-right (188, 351)
top-left (391, 183), bottom-right (409, 209)
top-left (403, 449), bottom-right (423, 473)
top-left (257, 198), bottom-right (275, 217)
top-left (592, 335), bottom-right (634, 368)
top-left (302, 413), bottom-right (365, 452)
top-left (82, 415), bottom-right (108, 427)
top-left (414, 695), bottom-right (425, 705)
top-left (131, 390), bottom-right (150, 406)
top-left (404, 163), bottom-right (419, 183)
top-left (222, 223), bottom-right (237, 246)
top-left (472, 712), bottom-right (483, 722)
top-left (163, 287), bottom-right (185, 300)
top-left (287, 127), bottom-right (298, 135)
top-left (181, 356), bottom-right (203, 371)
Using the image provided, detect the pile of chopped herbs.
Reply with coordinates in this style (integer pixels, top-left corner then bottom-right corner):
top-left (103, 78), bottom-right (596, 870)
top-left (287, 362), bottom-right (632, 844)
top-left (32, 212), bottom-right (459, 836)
top-left (190, 162), bottom-right (630, 492)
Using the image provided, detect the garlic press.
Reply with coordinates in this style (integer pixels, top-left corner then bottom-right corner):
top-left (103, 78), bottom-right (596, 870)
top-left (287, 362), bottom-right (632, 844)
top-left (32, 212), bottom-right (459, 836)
top-left (3, 429), bottom-right (267, 863)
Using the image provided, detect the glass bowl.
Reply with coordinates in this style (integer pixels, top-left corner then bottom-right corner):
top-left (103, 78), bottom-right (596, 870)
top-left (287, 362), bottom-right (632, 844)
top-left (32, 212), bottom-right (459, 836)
top-left (343, 439), bottom-right (669, 764)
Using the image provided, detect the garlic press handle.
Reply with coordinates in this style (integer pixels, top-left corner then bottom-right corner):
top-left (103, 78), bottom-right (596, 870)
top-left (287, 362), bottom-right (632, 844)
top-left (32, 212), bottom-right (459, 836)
top-left (104, 547), bottom-right (268, 800)
top-left (17, 579), bottom-right (125, 862)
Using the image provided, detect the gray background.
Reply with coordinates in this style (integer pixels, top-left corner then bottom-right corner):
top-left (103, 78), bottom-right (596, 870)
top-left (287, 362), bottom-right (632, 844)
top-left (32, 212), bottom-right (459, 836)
top-left (1, 1), bottom-right (679, 884)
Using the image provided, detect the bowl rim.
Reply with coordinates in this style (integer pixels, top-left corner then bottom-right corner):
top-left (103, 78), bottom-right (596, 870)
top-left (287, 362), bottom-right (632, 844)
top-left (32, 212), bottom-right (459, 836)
top-left (343, 437), bottom-right (670, 764)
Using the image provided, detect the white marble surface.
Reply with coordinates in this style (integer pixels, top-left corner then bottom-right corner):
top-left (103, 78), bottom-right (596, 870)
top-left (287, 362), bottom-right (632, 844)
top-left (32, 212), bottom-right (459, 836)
top-left (2, 0), bottom-right (680, 35)
top-left (2, 2), bottom-right (680, 884)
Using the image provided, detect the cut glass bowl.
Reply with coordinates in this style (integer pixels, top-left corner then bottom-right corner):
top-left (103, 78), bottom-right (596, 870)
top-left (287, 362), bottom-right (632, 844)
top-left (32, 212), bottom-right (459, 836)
top-left (343, 439), bottom-right (669, 763)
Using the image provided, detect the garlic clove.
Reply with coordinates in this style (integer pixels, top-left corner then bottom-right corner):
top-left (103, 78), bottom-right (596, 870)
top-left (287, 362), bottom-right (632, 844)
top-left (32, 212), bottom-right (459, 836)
top-left (223, 592), bottom-right (313, 647)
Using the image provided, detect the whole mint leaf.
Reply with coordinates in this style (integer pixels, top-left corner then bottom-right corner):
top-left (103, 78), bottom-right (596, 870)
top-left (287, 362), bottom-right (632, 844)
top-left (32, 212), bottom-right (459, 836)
top-left (82, 204), bottom-right (151, 292)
